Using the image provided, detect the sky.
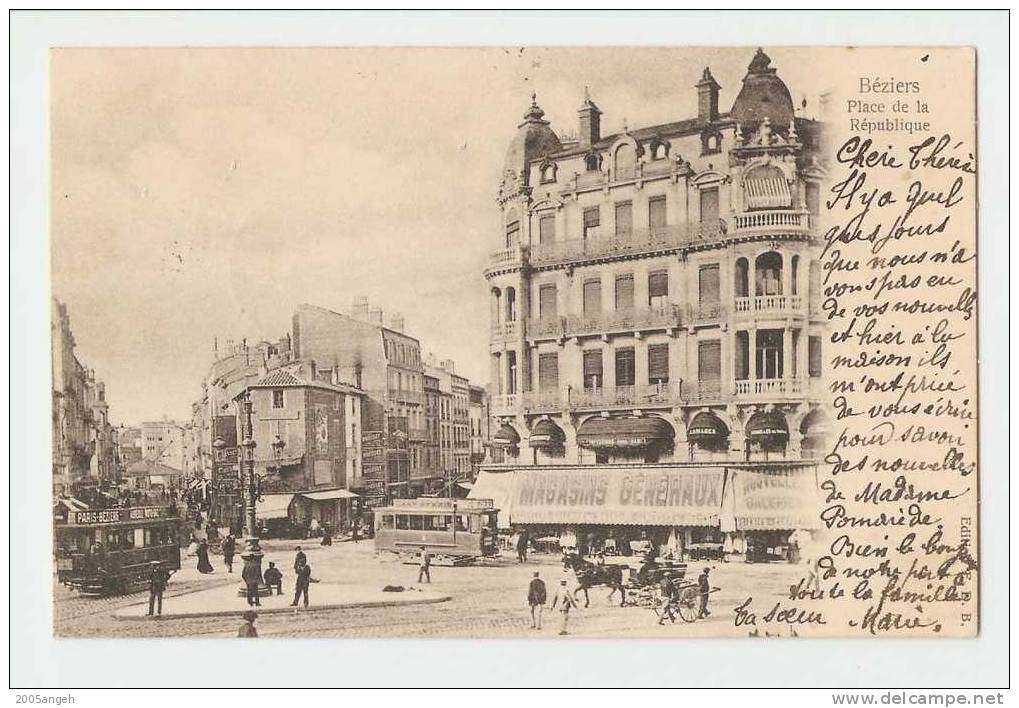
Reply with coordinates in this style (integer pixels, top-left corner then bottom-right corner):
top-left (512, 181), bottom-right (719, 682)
top-left (51, 46), bottom-right (828, 425)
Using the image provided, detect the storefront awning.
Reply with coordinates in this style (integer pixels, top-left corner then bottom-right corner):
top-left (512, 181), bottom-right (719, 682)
top-left (492, 423), bottom-right (521, 448)
top-left (687, 412), bottom-right (729, 444)
top-left (529, 419), bottom-right (565, 448)
top-left (511, 466), bottom-right (723, 526)
top-left (746, 411), bottom-right (789, 444)
top-left (468, 469), bottom-right (517, 528)
top-left (732, 466), bottom-right (821, 530)
top-left (298, 489), bottom-right (359, 501)
top-left (576, 416), bottom-right (674, 450)
top-left (256, 493), bottom-right (294, 520)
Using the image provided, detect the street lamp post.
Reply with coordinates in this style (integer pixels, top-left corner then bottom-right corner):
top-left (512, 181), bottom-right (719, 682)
top-left (238, 393), bottom-right (268, 598)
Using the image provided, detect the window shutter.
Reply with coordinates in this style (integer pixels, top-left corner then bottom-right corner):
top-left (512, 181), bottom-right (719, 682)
top-left (614, 274), bottom-right (634, 311)
top-left (506, 221), bottom-right (520, 248)
top-left (583, 350), bottom-right (603, 377)
top-left (538, 353), bottom-right (559, 391)
top-left (698, 341), bottom-right (721, 381)
top-left (699, 264), bottom-right (720, 304)
top-left (614, 202), bottom-right (632, 237)
top-left (583, 280), bottom-right (602, 314)
top-left (583, 207), bottom-right (600, 227)
top-left (615, 348), bottom-right (636, 387)
top-left (538, 284), bottom-right (557, 319)
top-left (648, 270), bottom-right (669, 299)
top-left (809, 336), bottom-right (822, 377)
top-left (648, 344), bottom-right (669, 382)
top-left (538, 215), bottom-right (555, 245)
top-left (649, 196), bottom-right (667, 231)
top-left (699, 188), bottom-right (719, 223)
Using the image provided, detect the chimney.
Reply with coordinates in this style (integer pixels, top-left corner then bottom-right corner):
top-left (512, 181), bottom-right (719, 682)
top-left (441, 359), bottom-right (455, 374)
top-left (578, 86), bottom-right (601, 146)
top-left (425, 352), bottom-right (437, 368)
top-left (389, 312), bottom-right (405, 332)
top-left (352, 296), bottom-right (369, 320)
top-left (369, 307), bottom-right (383, 325)
top-left (696, 67), bottom-right (721, 124)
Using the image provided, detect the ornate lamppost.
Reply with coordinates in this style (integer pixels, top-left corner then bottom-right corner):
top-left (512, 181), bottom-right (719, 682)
top-left (238, 392), bottom-right (268, 597)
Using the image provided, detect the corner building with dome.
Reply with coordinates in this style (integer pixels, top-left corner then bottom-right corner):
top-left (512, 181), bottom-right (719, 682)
top-left (473, 50), bottom-right (831, 562)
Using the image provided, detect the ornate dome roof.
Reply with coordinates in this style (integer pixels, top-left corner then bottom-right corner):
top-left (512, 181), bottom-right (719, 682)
top-left (503, 93), bottom-right (562, 186)
top-left (731, 49), bottom-right (795, 129)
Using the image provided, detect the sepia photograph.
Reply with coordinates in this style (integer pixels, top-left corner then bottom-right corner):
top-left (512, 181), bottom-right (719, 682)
top-left (9, 8), bottom-right (1009, 694)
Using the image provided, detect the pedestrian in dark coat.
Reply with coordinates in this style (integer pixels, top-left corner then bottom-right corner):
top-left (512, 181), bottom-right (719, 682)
top-left (263, 562), bottom-right (283, 595)
top-left (516, 531), bottom-right (529, 563)
top-left (241, 558), bottom-right (262, 606)
top-left (291, 563), bottom-right (315, 608)
top-left (293, 546), bottom-right (307, 573)
top-left (527, 571), bottom-right (546, 629)
top-left (147, 561), bottom-right (172, 616)
top-left (238, 610), bottom-right (258, 638)
top-left (698, 567), bottom-right (712, 618)
top-left (222, 534), bottom-right (236, 573)
top-left (196, 540), bottom-right (214, 574)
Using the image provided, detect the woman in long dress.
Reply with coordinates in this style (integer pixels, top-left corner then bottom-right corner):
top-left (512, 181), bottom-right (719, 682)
top-left (196, 540), bottom-right (214, 574)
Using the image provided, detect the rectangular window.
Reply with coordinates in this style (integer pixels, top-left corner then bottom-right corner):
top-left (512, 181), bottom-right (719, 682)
top-left (583, 350), bottom-right (603, 390)
top-left (614, 274), bottom-right (634, 312)
top-left (614, 201), bottom-right (632, 238)
top-left (699, 264), bottom-right (720, 311)
top-left (648, 343), bottom-right (669, 384)
top-left (272, 390), bottom-right (285, 409)
top-left (649, 195), bottom-right (667, 233)
top-left (615, 348), bottom-right (636, 387)
top-left (735, 331), bottom-right (750, 380)
top-left (698, 340), bottom-right (721, 382)
top-left (699, 187), bottom-right (719, 224)
top-left (538, 284), bottom-right (557, 320)
top-left (505, 221), bottom-right (520, 249)
top-left (809, 336), bottom-right (822, 378)
top-left (648, 270), bottom-right (669, 310)
top-left (538, 353), bottom-right (559, 392)
top-left (583, 279), bottom-right (602, 315)
top-left (756, 329), bottom-right (784, 380)
top-left (538, 214), bottom-right (555, 245)
top-left (583, 207), bottom-right (601, 240)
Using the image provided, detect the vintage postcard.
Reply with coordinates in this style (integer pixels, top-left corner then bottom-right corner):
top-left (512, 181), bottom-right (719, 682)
top-left (49, 45), bottom-right (977, 640)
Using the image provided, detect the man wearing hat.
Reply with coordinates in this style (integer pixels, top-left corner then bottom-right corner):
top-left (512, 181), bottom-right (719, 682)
top-left (698, 567), bottom-right (712, 618)
top-left (147, 560), bottom-right (172, 617)
top-left (527, 571), bottom-right (547, 630)
top-left (549, 578), bottom-right (578, 636)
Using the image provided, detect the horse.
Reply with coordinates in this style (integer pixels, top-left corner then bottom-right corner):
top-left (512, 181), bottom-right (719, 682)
top-left (563, 553), bottom-right (627, 608)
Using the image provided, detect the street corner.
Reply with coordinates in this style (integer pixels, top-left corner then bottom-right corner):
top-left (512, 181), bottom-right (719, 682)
top-left (112, 582), bottom-right (451, 621)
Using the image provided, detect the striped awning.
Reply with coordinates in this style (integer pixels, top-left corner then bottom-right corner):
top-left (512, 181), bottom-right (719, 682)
top-left (744, 177), bottom-right (791, 209)
top-left (746, 411), bottom-right (789, 441)
top-left (529, 419), bottom-right (565, 449)
top-left (576, 416), bottom-right (674, 450)
top-left (492, 423), bottom-right (521, 448)
top-left (687, 412), bottom-right (729, 444)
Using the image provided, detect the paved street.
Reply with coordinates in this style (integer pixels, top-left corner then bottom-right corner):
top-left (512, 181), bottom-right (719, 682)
top-left (54, 541), bottom-right (807, 639)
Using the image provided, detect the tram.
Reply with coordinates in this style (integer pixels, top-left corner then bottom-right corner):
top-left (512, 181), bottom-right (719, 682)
top-left (54, 501), bottom-right (182, 595)
top-left (373, 497), bottom-right (500, 565)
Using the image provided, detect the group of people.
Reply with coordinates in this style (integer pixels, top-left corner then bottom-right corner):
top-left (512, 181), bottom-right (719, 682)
top-left (525, 572), bottom-right (579, 635)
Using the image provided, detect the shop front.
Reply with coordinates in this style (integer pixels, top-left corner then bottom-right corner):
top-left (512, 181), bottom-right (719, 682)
top-left (291, 488), bottom-right (359, 537)
top-left (507, 464), bottom-right (724, 558)
top-left (729, 464), bottom-right (821, 562)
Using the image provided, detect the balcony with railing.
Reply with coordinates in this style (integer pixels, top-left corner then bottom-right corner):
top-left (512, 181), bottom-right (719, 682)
top-left (685, 302), bottom-right (727, 326)
top-left (491, 319), bottom-right (521, 340)
top-left (528, 223), bottom-right (723, 268)
top-left (733, 377), bottom-right (804, 399)
top-left (490, 393), bottom-right (520, 417)
top-left (683, 379), bottom-right (724, 403)
top-left (572, 382), bottom-right (683, 410)
top-left (731, 210), bottom-right (811, 236)
top-left (560, 304), bottom-right (683, 339)
top-left (521, 390), bottom-right (564, 413)
top-left (387, 389), bottom-right (425, 406)
top-left (733, 294), bottom-right (805, 316)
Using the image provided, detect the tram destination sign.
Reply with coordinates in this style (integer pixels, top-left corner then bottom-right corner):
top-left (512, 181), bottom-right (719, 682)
top-left (66, 506), bottom-right (174, 526)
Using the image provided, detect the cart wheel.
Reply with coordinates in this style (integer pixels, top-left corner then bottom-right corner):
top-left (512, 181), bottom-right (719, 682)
top-left (676, 586), bottom-right (700, 623)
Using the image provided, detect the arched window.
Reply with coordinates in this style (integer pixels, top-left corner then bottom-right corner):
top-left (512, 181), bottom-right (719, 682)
top-left (791, 255), bottom-right (800, 296)
top-left (650, 140), bottom-right (669, 160)
top-left (584, 151), bottom-right (601, 172)
top-left (539, 160), bottom-right (557, 184)
top-left (755, 251), bottom-right (783, 296)
top-left (505, 287), bottom-right (517, 323)
top-left (491, 287), bottom-right (502, 324)
top-left (614, 143), bottom-right (636, 180)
